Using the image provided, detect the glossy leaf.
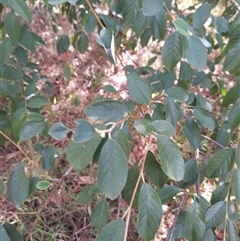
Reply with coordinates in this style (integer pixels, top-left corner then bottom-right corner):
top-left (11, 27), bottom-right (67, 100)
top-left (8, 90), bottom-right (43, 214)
top-left (134, 119), bottom-right (153, 136)
top-left (39, 146), bottom-right (55, 171)
top-left (36, 181), bottom-right (50, 190)
top-left (183, 118), bottom-right (201, 150)
top-left (98, 139), bottom-right (128, 200)
top-left (95, 219), bottom-right (125, 241)
top-left (137, 183), bottom-right (162, 241)
top-left (84, 100), bottom-right (128, 123)
top-left (165, 97), bottom-right (184, 127)
top-left (157, 134), bottom-right (185, 181)
top-left (206, 201), bottom-right (226, 228)
top-left (49, 122), bottom-right (69, 140)
top-left (2, 222), bottom-right (23, 241)
top-left (145, 151), bottom-right (168, 188)
top-left (73, 119), bottom-right (95, 143)
top-left (27, 95), bottom-right (49, 108)
top-left (0, 226), bottom-right (10, 241)
top-left (228, 101), bottom-right (240, 131)
top-left (193, 108), bottom-right (216, 130)
top-left (121, 165), bottom-right (141, 208)
top-left (152, 120), bottom-right (175, 136)
top-left (223, 42), bottom-right (240, 72)
top-left (232, 168), bottom-right (240, 206)
top-left (91, 199), bottom-right (110, 230)
top-left (7, 162), bottom-right (29, 208)
top-left (19, 121), bottom-right (45, 140)
top-left (174, 18), bottom-right (188, 36)
top-left (66, 134), bottom-right (101, 170)
top-left (207, 148), bottom-right (235, 178)
top-left (8, 0), bottom-right (31, 22)
top-left (99, 28), bottom-right (116, 64)
top-left (57, 35), bottom-right (70, 55)
top-left (184, 202), bottom-right (206, 241)
top-left (162, 32), bottom-right (183, 71)
top-left (127, 72), bottom-right (151, 105)
top-left (4, 12), bottom-right (21, 43)
top-left (150, 8), bottom-right (166, 40)
top-left (185, 36), bottom-right (207, 71)
top-left (193, 4), bottom-right (211, 28)
top-left (156, 185), bottom-right (180, 204)
top-left (142, 0), bottom-right (163, 16)
top-left (165, 86), bottom-right (188, 103)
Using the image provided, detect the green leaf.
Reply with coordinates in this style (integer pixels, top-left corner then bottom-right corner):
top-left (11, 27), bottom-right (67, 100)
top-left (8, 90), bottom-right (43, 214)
top-left (112, 129), bottom-right (130, 158)
top-left (3, 222), bottom-right (23, 241)
top-left (145, 151), bottom-right (168, 188)
top-left (184, 202), bottom-right (206, 241)
top-left (63, 64), bottom-right (71, 80)
top-left (36, 181), bottom-right (50, 190)
top-left (122, 0), bottom-right (139, 27)
top-left (0, 115), bottom-right (11, 131)
top-left (165, 86), bottom-right (188, 103)
top-left (222, 86), bottom-right (239, 107)
top-left (19, 121), bottom-right (45, 140)
top-left (206, 201), bottom-right (226, 228)
top-left (95, 219), bottom-right (125, 241)
top-left (201, 229), bottom-right (215, 241)
top-left (134, 11), bottom-right (148, 38)
top-left (162, 32), bottom-right (183, 71)
top-left (207, 148), bottom-right (235, 178)
top-left (137, 183), bottom-right (162, 241)
top-left (140, 28), bottom-right (152, 47)
top-left (165, 97), bottom-right (184, 127)
top-left (223, 42), bottom-right (240, 72)
top-left (142, 0), bottom-right (163, 16)
top-left (91, 199), bottom-right (110, 230)
top-left (211, 183), bottom-right (228, 205)
top-left (99, 28), bottom-right (116, 64)
top-left (183, 118), bottom-right (201, 150)
top-left (0, 226), bottom-right (10, 241)
top-left (48, 0), bottom-right (67, 4)
top-left (121, 165), bottom-right (141, 208)
top-left (77, 32), bottom-right (88, 53)
top-left (57, 35), bottom-right (70, 55)
top-left (228, 101), bottom-right (240, 131)
top-left (66, 134), bottom-right (101, 170)
top-left (183, 159), bottom-right (198, 182)
top-left (39, 146), bottom-right (55, 171)
top-left (232, 168), bottom-right (240, 206)
top-left (179, 61), bottom-right (193, 81)
top-left (7, 162), bottom-right (29, 208)
top-left (14, 46), bottom-right (28, 66)
top-left (193, 108), bottom-right (216, 130)
top-left (100, 14), bottom-right (122, 32)
top-left (27, 95), bottom-right (48, 108)
top-left (174, 18), bottom-right (189, 36)
top-left (98, 139), bottom-right (128, 200)
top-left (7, 0), bottom-right (31, 22)
top-left (4, 12), bottom-right (21, 44)
top-left (150, 8), bottom-right (166, 40)
top-left (237, 137), bottom-right (240, 168)
top-left (134, 119), bottom-right (153, 136)
top-left (156, 185), bottom-right (180, 204)
top-left (103, 84), bottom-right (117, 93)
top-left (157, 134), bottom-right (185, 181)
top-left (0, 38), bottom-right (14, 64)
top-left (49, 122), bottom-right (69, 140)
top-left (83, 12), bottom-right (96, 33)
top-left (19, 27), bottom-right (35, 52)
top-left (28, 177), bottom-right (39, 197)
top-left (85, 100), bottom-right (128, 123)
top-left (152, 120), bottom-right (175, 136)
top-left (77, 186), bottom-right (93, 205)
top-left (185, 36), bottom-right (207, 71)
top-left (127, 72), bottom-right (151, 105)
top-left (193, 4), bottom-right (211, 28)
top-left (73, 119), bottom-right (95, 143)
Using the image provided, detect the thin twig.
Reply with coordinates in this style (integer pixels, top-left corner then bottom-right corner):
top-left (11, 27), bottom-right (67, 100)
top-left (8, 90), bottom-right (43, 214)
top-left (168, 194), bottom-right (186, 241)
top-left (201, 134), bottom-right (226, 149)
